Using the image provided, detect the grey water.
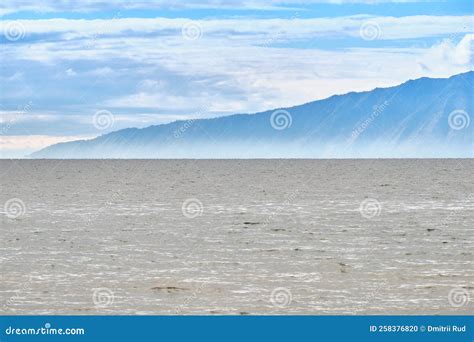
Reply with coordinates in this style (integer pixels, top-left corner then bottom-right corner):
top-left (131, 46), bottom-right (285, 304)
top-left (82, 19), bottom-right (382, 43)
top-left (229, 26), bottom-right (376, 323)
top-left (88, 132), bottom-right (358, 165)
top-left (0, 159), bottom-right (472, 315)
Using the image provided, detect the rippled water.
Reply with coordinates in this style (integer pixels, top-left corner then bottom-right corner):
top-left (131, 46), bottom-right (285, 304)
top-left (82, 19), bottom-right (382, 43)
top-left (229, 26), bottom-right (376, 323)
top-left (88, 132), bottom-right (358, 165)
top-left (0, 159), bottom-right (472, 315)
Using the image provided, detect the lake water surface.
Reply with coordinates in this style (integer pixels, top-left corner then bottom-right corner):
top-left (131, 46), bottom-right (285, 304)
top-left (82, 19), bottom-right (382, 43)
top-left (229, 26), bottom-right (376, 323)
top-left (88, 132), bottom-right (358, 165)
top-left (0, 159), bottom-right (472, 314)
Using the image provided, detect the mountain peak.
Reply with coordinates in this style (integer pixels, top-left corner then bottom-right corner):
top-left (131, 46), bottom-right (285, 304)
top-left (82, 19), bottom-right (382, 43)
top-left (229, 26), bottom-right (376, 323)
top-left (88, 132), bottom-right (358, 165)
top-left (30, 72), bottom-right (473, 159)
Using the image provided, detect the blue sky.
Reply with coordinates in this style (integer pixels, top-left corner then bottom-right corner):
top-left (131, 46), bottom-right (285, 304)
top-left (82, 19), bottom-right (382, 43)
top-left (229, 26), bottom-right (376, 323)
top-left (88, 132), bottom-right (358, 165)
top-left (0, 0), bottom-right (473, 157)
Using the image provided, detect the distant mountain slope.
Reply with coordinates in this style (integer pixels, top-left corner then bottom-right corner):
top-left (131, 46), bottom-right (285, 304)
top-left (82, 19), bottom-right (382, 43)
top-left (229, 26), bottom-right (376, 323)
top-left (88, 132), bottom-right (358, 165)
top-left (31, 71), bottom-right (473, 158)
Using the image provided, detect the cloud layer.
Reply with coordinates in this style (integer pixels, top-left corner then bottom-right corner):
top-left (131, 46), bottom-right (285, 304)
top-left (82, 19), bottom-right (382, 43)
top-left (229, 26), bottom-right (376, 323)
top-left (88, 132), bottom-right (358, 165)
top-left (0, 2), bottom-right (473, 157)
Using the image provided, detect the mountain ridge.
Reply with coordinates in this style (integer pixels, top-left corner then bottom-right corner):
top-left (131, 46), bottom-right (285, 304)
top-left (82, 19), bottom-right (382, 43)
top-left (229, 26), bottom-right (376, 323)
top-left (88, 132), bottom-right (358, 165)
top-left (30, 71), bottom-right (474, 158)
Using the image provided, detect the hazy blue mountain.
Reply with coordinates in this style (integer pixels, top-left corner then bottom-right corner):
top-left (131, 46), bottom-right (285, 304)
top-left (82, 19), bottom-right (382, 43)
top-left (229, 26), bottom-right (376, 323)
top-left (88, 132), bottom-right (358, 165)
top-left (31, 71), bottom-right (473, 158)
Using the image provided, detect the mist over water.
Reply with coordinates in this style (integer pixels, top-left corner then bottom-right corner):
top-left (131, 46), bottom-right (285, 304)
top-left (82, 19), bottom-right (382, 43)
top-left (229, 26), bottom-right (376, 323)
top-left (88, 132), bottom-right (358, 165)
top-left (27, 141), bottom-right (473, 159)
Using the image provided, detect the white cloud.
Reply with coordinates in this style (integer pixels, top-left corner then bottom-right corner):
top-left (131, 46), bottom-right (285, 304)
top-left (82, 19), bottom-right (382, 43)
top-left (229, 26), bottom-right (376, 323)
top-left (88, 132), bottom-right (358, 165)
top-left (103, 92), bottom-right (200, 110)
top-left (1, 16), bottom-right (472, 41)
top-left (417, 34), bottom-right (474, 74)
top-left (65, 68), bottom-right (77, 76)
top-left (1, 14), bottom-right (472, 142)
top-left (0, 135), bottom-right (94, 150)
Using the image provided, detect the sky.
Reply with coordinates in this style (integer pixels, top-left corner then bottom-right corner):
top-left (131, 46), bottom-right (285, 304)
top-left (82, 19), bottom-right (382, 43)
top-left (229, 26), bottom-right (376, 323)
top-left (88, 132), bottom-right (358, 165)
top-left (0, 0), bottom-right (473, 157)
